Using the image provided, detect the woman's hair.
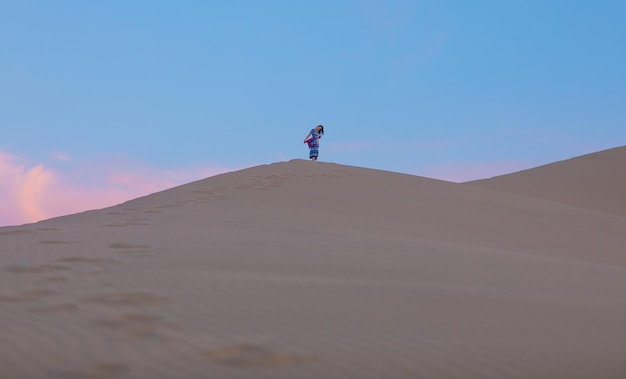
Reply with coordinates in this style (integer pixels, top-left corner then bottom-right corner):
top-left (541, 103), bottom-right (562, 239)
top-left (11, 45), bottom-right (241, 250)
top-left (317, 125), bottom-right (324, 135)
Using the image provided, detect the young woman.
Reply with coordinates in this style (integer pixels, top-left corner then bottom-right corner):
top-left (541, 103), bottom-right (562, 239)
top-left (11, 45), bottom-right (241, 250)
top-left (303, 125), bottom-right (325, 161)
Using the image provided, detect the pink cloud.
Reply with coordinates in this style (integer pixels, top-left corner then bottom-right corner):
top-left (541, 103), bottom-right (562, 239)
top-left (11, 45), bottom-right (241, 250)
top-left (17, 164), bottom-right (54, 222)
top-left (416, 161), bottom-right (534, 183)
top-left (0, 151), bottom-right (233, 227)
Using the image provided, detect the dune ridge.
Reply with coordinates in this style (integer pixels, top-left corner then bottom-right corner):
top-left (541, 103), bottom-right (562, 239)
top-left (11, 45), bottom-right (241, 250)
top-left (466, 145), bottom-right (626, 217)
top-left (1, 149), bottom-right (626, 379)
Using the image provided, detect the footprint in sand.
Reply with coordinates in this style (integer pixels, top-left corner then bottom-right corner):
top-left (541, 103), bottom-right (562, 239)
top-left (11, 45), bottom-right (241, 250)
top-left (32, 303), bottom-right (79, 314)
top-left (0, 229), bottom-right (36, 236)
top-left (39, 240), bottom-right (78, 245)
top-left (94, 313), bottom-right (174, 339)
top-left (108, 243), bottom-right (151, 255)
top-left (57, 257), bottom-right (115, 264)
top-left (5, 264), bottom-right (69, 274)
top-left (156, 204), bottom-right (183, 209)
top-left (190, 187), bottom-right (229, 201)
top-left (6, 258), bottom-right (114, 278)
top-left (42, 276), bottom-right (70, 284)
top-left (82, 292), bottom-right (172, 306)
top-left (0, 289), bottom-right (55, 303)
top-left (233, 174), bottom-right (293, 191)
top-left (108, 243), bottom-right (151, 250)
top-left (104, 218), bottom-right (151, 227)
top-left (202, 344), bottom-right (318, 368)
top-left (51, 362), bottom-right (129, 379)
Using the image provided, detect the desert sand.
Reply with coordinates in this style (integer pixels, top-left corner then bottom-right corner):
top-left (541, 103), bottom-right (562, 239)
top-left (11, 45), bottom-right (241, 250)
top-left (1, 147), bottom-right (625, 379)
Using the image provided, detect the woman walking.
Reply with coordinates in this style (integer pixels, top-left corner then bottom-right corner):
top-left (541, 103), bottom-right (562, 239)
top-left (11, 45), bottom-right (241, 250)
top-left (303, 125), bottom-right (325, 161)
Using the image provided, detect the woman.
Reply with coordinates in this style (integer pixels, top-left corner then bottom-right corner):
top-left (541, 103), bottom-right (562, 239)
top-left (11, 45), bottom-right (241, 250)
top-left (303, 125), bottom-right (325, 161)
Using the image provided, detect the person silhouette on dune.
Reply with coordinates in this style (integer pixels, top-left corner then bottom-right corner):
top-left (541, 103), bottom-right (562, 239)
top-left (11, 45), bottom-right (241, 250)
top-left (303, 125), bottom-right (324, 161)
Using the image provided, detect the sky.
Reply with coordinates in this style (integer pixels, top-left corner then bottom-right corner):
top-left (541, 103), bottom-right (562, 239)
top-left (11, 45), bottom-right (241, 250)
top-left (2, 0), bottom-right (625, 226)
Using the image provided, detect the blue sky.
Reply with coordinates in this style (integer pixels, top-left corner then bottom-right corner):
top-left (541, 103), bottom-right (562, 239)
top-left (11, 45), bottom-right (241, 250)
top-left (1, 0), bottom-right (625, 225)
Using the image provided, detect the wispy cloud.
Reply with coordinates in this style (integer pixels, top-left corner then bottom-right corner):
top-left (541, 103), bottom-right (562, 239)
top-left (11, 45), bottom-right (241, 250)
top-left (50, 151), bottom-right (72, 161)
top-left (0, 152), bottom-right (53, 225)
top-left (0, 151), bottom-right (233, 227)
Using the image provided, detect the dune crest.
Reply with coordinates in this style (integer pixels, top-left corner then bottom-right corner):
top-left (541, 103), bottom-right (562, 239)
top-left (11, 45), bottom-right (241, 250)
top-left (1, 152), bottom-right (626, 379)
top-left (466, 145), bottom-right (626, 217)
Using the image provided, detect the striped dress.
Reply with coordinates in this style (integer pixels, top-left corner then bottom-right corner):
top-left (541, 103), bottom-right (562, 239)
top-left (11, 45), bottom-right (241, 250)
top-left (308, 129), bottom-right (321, 159)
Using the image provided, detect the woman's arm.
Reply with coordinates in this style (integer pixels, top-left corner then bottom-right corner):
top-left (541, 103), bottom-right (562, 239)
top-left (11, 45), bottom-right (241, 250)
top-left (303, 132), bottom-right (312, 143)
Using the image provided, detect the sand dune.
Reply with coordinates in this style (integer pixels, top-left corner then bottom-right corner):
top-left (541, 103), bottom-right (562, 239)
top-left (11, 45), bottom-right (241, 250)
top-left (1, 153), bottom-right (625, 379)
top-left (466, 145), bottom-right (626, 217)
